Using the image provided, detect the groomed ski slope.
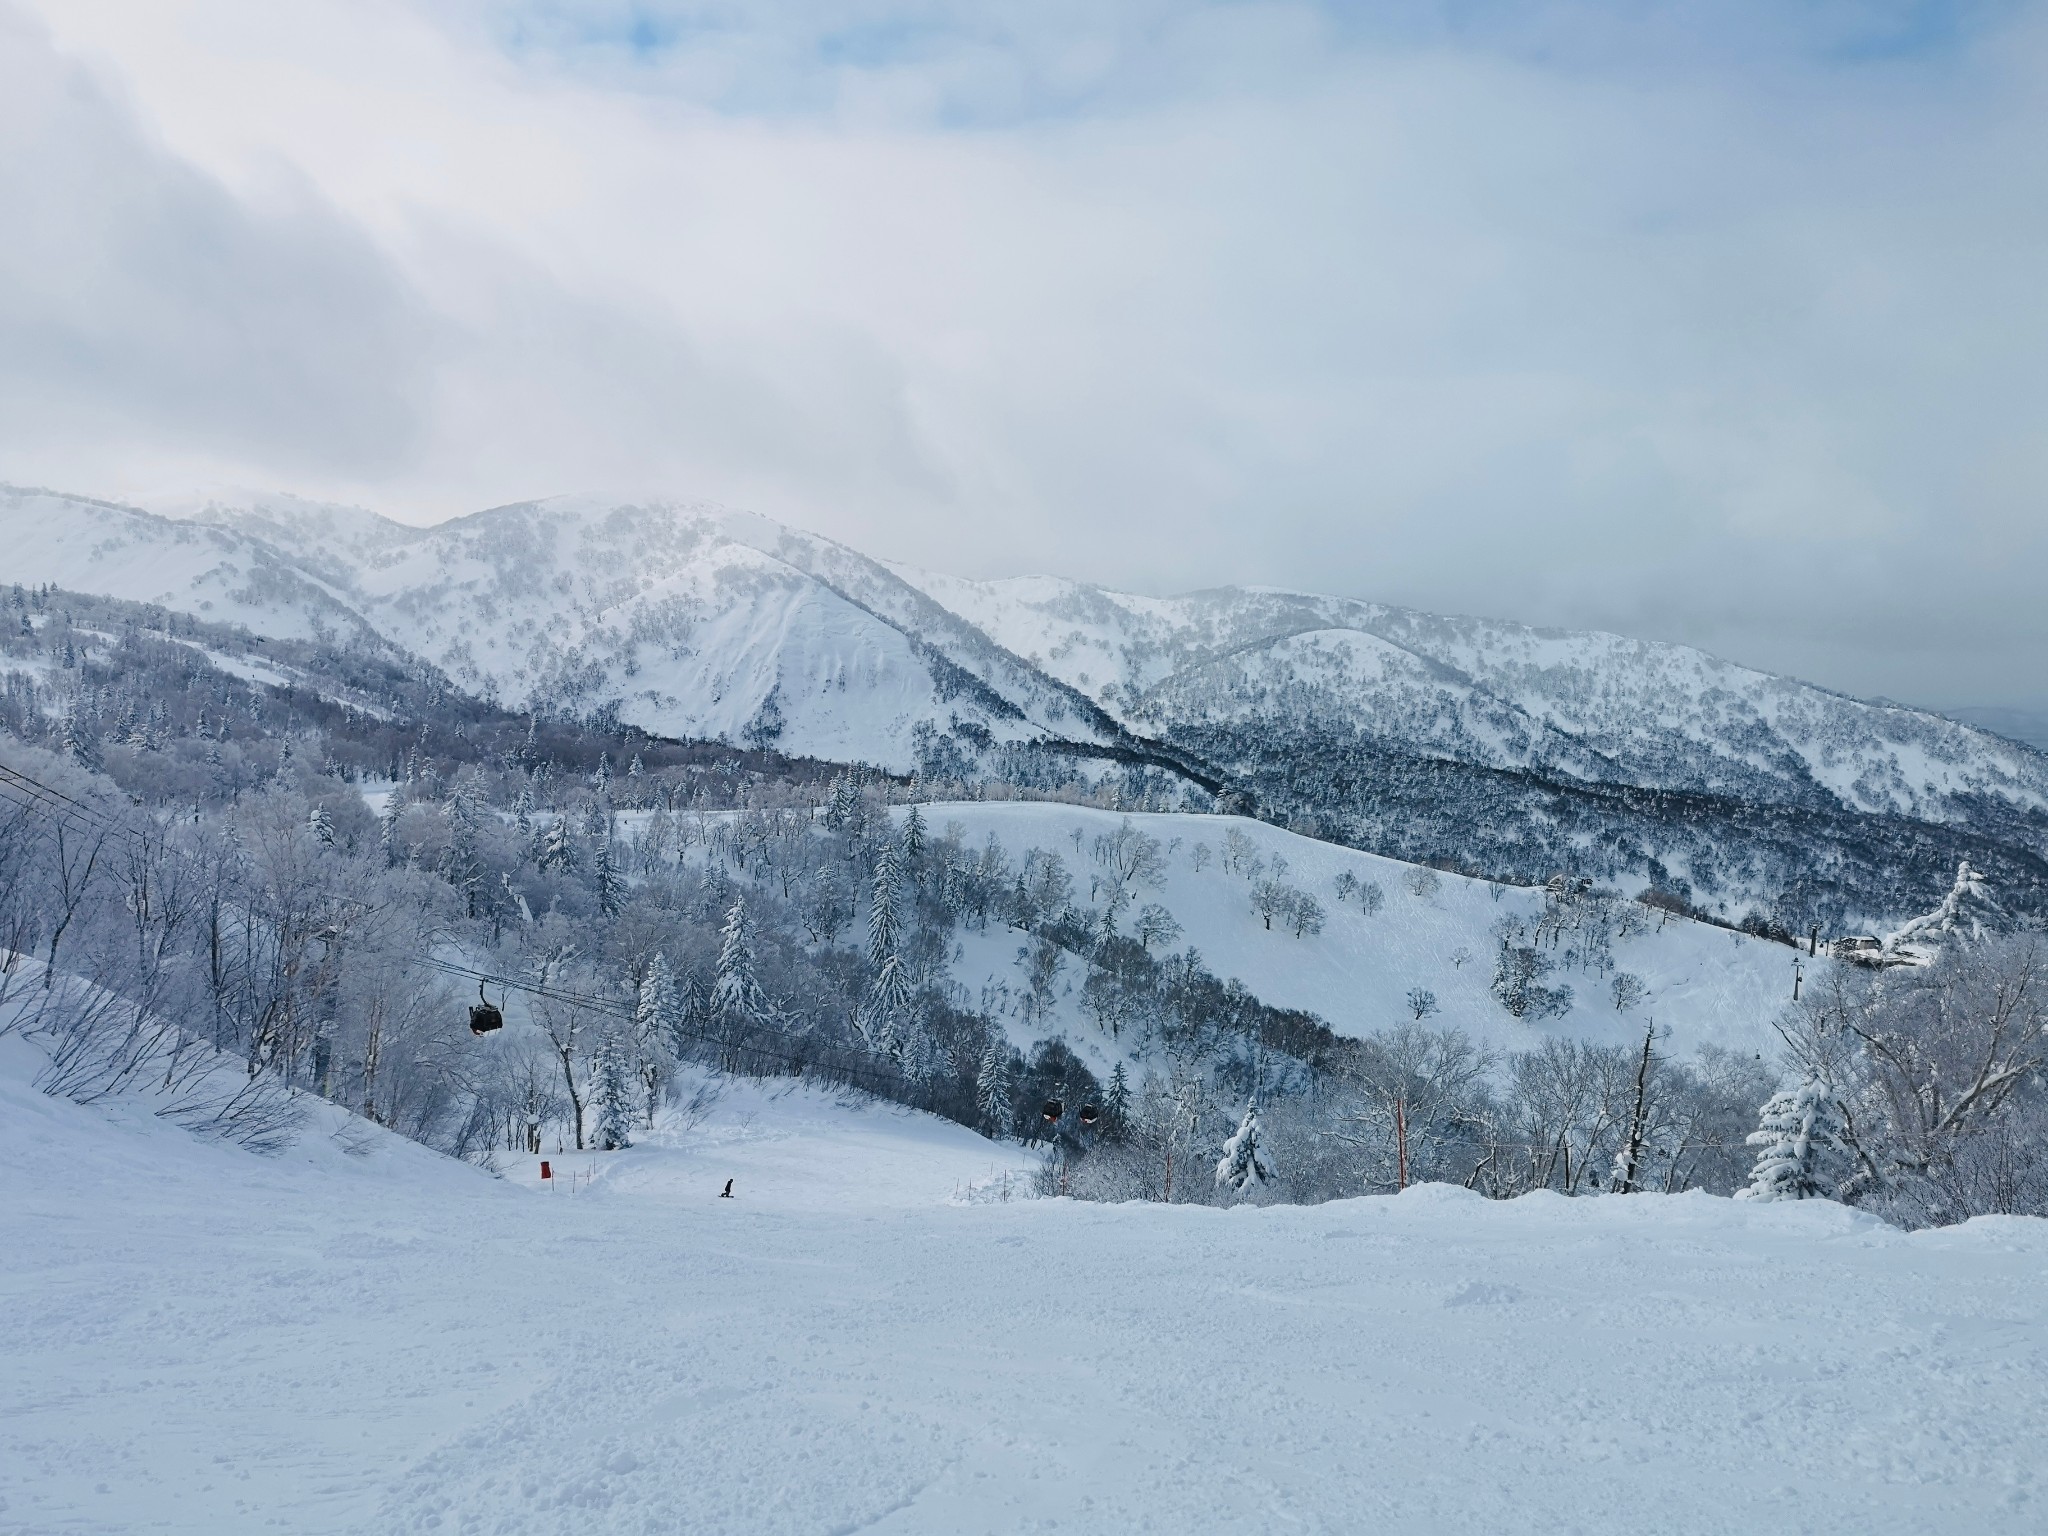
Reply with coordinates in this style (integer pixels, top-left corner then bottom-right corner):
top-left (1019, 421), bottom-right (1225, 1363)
top-left (6, 1037), bottom-right (2046, 1536)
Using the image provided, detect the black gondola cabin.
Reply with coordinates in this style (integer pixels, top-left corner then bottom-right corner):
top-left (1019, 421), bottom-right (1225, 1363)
top-left (468, 982), bottom-right (504, 1036)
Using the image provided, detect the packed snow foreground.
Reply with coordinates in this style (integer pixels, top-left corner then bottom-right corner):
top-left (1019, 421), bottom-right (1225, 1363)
top-left (6, 1036), bottom-right (2046, 1536)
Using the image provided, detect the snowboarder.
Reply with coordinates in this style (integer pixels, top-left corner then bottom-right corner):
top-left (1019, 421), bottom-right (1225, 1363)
top-left (719, 1178), bottom-right (734, 1199)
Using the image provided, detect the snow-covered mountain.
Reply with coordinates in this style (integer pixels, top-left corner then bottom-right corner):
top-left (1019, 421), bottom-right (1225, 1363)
top-left (6, 482), bottom-right (2046, 923)
top-left (0, 487), bottom-right (1133, 773)
top-left (0, 487), bottom-right (380, 645)
top-left (893, 570), bottom-right (2048, 824)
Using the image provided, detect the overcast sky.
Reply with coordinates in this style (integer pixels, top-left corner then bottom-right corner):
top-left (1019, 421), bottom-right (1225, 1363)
top-left (3, 0), bottom-right (2045, 709)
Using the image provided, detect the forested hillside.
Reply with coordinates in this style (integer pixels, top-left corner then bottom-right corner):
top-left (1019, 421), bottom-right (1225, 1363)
top-left (6, 484), bottom-right (2048, 930)
top-left (4, 578), bottom-right (2044, 1227)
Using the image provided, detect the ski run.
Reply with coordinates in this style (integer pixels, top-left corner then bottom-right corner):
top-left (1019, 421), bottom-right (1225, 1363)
top-left (5, 1026), bottom-right (2046, 1536)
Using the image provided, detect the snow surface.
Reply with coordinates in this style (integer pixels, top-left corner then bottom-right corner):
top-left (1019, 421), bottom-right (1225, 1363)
top-left (910, 803), bottom-right (1806, 1074)
top-left (9, 1033), bottom-right (2046, 1535)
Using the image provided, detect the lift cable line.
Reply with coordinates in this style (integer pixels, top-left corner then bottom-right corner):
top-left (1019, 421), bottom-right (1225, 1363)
top-left (0, 759), bottom-right (921, 1098)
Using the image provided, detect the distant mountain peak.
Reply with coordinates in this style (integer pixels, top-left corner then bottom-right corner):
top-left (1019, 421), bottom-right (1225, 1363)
top-left (7, 481), bottom-right (2046, 925)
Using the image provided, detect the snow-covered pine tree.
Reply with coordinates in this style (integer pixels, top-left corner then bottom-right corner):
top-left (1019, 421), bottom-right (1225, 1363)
top-left (61, 715), bottom-right (99, 772)
top-left (1736, 1079), bottom-right (1851, 1202)
top-left (537, 815), bottom-right (576, 874)
top-left (636, 952), bottom-right (678, 1039)
top-left (593, 831), bottom-right (622, 918)
top-left (512, 781), bottom-right (534, 838)
top-left (974, 1039), bottom-right (1012, 1131)
top-left (868, 843), bottom-right (902, 968)
top-left (591, 1029), bottom-right (636, 1151)
top-left (863, 952), bottom-right (914, 1055)
top-left (307, 806), bottom-right (336, 847)
top-left (825, 771), bottom-right (861, 833)
top-left (635, 954), bottom-right (680, 1125)
top-left (902, 803), bottom-right (926, 865)
top-left (712, 896), bottom-right (765, 1023)
top-left (1102, 1062), bottom-right (1132, 1139)
top-left (897, 1017), bottom-right (939, 1084)
top-left (378, 791), bottom-right (405, 867)
top-left (1882, 860), bottom-right (2002, 963)
top-left (444, 778), bottom-right (487, 916)
top-left (1215, 1099), bottom-right (1276, 1193)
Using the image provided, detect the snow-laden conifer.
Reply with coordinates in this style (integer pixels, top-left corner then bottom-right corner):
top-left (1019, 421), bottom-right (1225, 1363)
top-left (1737, 1079), bottom-right (1850, 1202)
top-left (1215, 1099), bottom-right (1276, 1192)
top-left (593, 831), bottom-right (622, 918)
top-left (713, 896), bottom-right (766, 1023)
top-left (1881, 860), bottom-right (2002, 964)
top-left (591, 1029), bottom-right (635, 1151)
top-left (861, 953), bottom-right (915, 1057)
top-left (444, 778), bottom-right (486, 915)
top-left (537, 815), bottom-right (576, 873)
top-left (897, 1018), bottom-right (939, 1084)
top-left (825, 772), bottom-right (861, 833)
top-left (634, 954), bottom-right (680, 1124)
top-left (868, 843), bottom-right (902, 969)
top-left (636, 953), bottom-right (679, 1044)
top-left (974, 1039), bottom-right (1012, 1131)
top-left (378, 791), bottom-right (404, 866)
top-left (1102, 1062), bottom-right (1132, 1138)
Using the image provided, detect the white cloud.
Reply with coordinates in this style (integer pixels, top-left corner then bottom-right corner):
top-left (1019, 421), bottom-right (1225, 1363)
top-left (5, 0), bottom-right (2048, 708)
top-left (0, 6), bottom-right (430, 478)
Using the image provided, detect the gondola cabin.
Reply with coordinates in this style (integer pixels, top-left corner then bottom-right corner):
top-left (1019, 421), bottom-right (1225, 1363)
top-left (468, 983), bottom-right (505, 1036)
top-left (1078, 1104), bottom-right (1099, 1127)
top-left (1041, 1099), bottom-right (1063, 1124)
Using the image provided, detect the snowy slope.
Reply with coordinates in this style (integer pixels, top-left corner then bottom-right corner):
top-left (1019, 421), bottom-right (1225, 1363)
top-left (7, 1030), bottom-right (2047, 1535)
top-left (0, 487), bottom-right (373, 642)
top-left (894, 570), bottom-right (2048, 822)
top-left (909, 803), bottom-right (1804, 1084)
top-left (182, 492), bottom-right (1129, 770)
top-left (0, 488), bottom-right (1124, 771)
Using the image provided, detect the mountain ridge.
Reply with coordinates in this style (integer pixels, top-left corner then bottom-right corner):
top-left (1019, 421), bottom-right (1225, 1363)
top-left (5, 482), bottom-right (2045, 925)
top-left (890, 565), bottom-right (2048, 822)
